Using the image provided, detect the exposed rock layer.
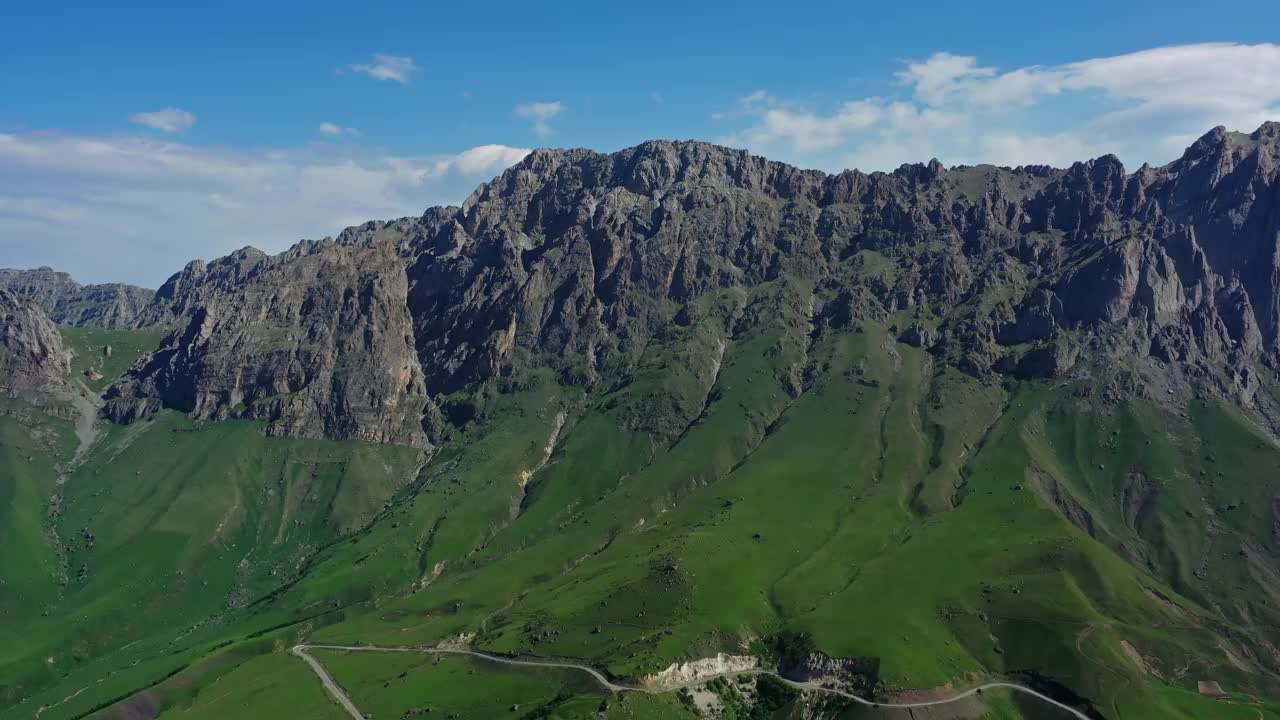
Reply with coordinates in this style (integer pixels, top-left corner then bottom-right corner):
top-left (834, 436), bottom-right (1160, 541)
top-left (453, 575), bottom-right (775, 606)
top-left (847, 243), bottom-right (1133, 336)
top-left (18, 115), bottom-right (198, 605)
top-left (0, 288), bottom-right (69, 398)
top-left (106, 224), bottom-right (437, 447)
top-left (101, 123), bottom-right (1280, 444)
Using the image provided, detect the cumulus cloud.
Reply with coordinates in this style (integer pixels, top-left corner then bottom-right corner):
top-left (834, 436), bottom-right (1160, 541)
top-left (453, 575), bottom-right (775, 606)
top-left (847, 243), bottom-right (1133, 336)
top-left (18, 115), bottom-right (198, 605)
top-left (436, 144), bottom-right (531, 175)
top-left (975, 132), bottom-right (1096, 169)
top-left (901, 43), bottom-right (1280, 114)
top-left (318, 122), bottom-right (361, 137)
top-left (0, 131), bottom-right (528, 285)
top-left (514, 101), bottom-right (565, 137)
top-left (348, 54), bottom-right (419, 83)
top-left (130, 107), bottom-right (196, 133)
top-left (720, 42), bottom-right (1280, 171)
top-left (734, 100), bottom-right (963, 153)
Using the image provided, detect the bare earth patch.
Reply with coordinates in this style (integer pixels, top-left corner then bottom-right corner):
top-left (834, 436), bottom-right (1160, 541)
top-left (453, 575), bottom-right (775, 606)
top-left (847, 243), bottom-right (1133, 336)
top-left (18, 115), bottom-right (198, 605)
top-left (1197, 680), bottom-right (1229, 699)
top-left (435, 632), bottom-right (475, 650)
top-left (1217, 639), bottom-right (1258, 673)
top-left (1026, 468), bottom-right (1096, 538)
top-left (1119, 640), bottom-right (1163, 679)
top-left (643, 653), bottom-right (758, 690)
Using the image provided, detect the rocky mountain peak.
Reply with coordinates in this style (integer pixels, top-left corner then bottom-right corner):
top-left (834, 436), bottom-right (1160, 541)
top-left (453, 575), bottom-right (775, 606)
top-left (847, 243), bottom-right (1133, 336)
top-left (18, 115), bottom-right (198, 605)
top-left (0, 267), bottom-right (154, 329)
top-left (1179, 122), bottom-right (1280, 165)
top-left (474, 140), bottom-right (833, 211)
top-left (91, 123), bottom-right (1280, 445)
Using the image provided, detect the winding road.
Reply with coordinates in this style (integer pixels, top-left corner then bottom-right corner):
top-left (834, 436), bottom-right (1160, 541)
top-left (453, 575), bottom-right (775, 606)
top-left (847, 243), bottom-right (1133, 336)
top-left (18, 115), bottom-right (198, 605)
top-left (292, 643), bottom-right (1094, 720)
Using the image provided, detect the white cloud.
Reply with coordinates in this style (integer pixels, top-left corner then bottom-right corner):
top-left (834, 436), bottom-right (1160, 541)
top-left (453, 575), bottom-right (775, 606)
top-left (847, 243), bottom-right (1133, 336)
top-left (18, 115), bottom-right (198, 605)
top-left (0, 131), bottom-right (529, 285)
top-left (0, 195), bottom-right (88, 225)
top-left (712, 90), bottom-right (778, 121)
top-left (130, 107), bottom-right (196, 133)
top-left (318, 122), bottom-right (361, 137)
top-left (739, 100), bottom-right (963, 153)
top-left (901, 43), bottom-right (1280, 113)
top-left (976, 132), bottom-right (1095, 169)
top-left (438, 144), bottom-right (531, 175)
top-left (514, 101), bottom-right (565, 137)
top-left (206, 193), bottom-right (242, 211)
top-left (721, 43), bottom-right (1280, 172)
top-left (348, 54), bottom-right (419, 84)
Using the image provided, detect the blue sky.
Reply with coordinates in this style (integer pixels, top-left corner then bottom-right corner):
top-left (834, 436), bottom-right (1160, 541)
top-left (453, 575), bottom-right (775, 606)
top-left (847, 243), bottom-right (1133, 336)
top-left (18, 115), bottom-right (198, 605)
top-left (3, 0), bottom-right (1280, 285)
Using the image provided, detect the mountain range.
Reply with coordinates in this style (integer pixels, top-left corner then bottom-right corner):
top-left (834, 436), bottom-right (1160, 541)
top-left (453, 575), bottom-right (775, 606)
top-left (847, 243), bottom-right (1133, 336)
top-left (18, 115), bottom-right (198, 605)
top-left (3, 123), bottom-right (1280, 720)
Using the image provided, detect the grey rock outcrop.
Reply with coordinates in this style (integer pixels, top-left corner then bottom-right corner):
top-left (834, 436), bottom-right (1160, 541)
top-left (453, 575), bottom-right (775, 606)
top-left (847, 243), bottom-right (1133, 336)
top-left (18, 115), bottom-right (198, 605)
top-left (0, 267), bottom-right (153, 329)
top-left (780, 651), bottom-right (880, 694)
top-left (900, 323), bottom-right (937, 348)
top-left (1, 288), bottom-right (70, 399)
top-left (95, 123), bottom-right (1280, 444)
top-left (998, 123), bottom-right (1280, 399)
top-left (105, 225), bottom-right (440, 448)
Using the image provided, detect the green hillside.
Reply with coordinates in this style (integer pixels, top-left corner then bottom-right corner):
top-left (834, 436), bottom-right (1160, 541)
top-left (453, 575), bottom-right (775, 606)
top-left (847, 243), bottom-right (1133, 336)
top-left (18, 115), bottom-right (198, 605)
top-left (58, 326), bottom-right (168, 395)
top-left (5, 288), bottom-right (1280, 720)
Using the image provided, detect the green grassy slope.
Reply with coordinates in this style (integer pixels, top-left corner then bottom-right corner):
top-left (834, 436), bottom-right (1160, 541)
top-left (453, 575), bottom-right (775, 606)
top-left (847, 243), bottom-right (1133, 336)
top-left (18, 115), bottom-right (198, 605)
top-left (315, 649), bottom-right (617, 719)
top-left (1, 410), bottom-right (423, 718)
top-left (8, 293), bottom-right (1280, 719)
top-left (58, 325), bottom-right (167, 394)
top-left (143, 650), bottom-right (346, 720)
top-left (0, 411), bottom-right (73, 625)
top-left (282, 282), bottom-right (1280, 717)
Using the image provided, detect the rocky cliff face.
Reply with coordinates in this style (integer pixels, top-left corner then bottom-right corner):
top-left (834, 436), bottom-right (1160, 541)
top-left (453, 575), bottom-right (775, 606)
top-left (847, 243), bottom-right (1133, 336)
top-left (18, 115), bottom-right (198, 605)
top-left (407, 141), bottom-right (1068, 397)
top-left (411, 124), bottom-right (1280, 399)
top-left (0, 288), bottom-right (69, 399)
top-left (0, 267), bottom-right (154, 329)
top-left (99, 123), bottom-right (1280, 445)
top-left (105, 220), bottom-right (441, 447)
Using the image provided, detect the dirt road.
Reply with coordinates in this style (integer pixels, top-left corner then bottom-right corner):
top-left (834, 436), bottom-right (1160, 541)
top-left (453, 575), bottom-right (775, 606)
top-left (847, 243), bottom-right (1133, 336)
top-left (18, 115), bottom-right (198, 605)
top-left (292, 643), bottom-right (1094, 720)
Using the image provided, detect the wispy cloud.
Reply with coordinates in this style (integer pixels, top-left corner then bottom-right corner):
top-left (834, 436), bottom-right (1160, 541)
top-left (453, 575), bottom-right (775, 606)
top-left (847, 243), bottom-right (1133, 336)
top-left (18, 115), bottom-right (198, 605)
top-left (718, 42), bottom-right (1280, 171)
top-left (514, 101), bottom-right (565, 137)
top-left (0, 131), bottom-right (529, 285)
top-left (711, 90), bottom-right (779, 121)
top-left (130, 107), bottom-right (196, 133)
top-left (318, 122), bottom-right (361, 137)
top-left (348, 53), bottom-right (419, 84)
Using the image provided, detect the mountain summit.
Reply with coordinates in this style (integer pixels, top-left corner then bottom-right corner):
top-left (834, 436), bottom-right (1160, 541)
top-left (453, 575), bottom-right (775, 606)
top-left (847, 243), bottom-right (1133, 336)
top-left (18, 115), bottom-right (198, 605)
top-left (0, 267), bottom-right (153, 329)
top-left (98, 124), bottom-right (1280, 444)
